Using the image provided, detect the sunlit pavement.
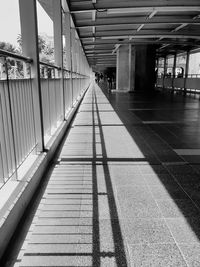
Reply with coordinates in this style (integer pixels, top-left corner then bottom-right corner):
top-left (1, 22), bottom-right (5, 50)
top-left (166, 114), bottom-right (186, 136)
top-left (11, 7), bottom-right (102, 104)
top-left (9, 83), bottom-right (200, 266)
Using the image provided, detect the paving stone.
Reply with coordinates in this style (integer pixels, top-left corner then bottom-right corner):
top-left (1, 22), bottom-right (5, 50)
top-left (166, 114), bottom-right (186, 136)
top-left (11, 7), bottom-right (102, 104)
top-left (142, 173), bottom-right (177, 186)
top-left (44, 194), bottom-right (92, 199)
top-left (45, 188), bottom-right (92, 194)
top-left (47, 184), bottom-right (92, 189)
top-left (139, 165), bottom-right (169, 174)
top-left (116, 186), bottom-right (162, 218)
top-left (33, 225), bottom-right (92, 234)
top-left (43, 199), bottom-right (93, 205)
top-left (19, 255), bottom-right (92, 266)
top-left (29, 234), bottom-right (92, 244)
top-left (24, 243), bottom-right (92, 254)
top-left (156, 199), bottom-right (200, 218)
top-left (179, 243), bottom-right (200, 267)
top-left (128, 243), bottom-right (187, 267)
top-left (149, 184), bottom-right (189, 199)
top-left (123, 218), bottom-right (174, 244)
top-left (37, 210), bottom-right (92, 218)
top-left (166, 217), bottom-right (200, 243)
top-left (35, 217), bottom-right (92, 226)
top-left (40, 204), bottom-right (92, 211)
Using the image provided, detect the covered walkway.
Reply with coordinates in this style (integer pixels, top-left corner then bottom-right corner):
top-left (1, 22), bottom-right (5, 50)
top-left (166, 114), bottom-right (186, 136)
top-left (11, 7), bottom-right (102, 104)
top-left (3, 82), bottom-right (200, 266)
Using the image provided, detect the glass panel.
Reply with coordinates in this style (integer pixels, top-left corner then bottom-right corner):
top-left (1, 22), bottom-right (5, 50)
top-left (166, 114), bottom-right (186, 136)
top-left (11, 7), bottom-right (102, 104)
top-left (188, 52), bottom-right (200, 76)
top-left (176, 53), bottom-right (187, 77)
top-left (166, 56), bottom-right (174, 77)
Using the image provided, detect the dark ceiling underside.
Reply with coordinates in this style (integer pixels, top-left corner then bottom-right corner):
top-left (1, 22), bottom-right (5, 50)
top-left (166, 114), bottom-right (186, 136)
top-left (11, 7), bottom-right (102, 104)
top-left (68, 0), bottom-right (200, 70)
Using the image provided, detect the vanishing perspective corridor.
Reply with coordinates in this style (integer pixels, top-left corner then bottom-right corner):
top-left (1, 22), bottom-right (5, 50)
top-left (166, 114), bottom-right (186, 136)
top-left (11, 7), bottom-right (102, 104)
top-left (2, 83), bottom-right (200, 266)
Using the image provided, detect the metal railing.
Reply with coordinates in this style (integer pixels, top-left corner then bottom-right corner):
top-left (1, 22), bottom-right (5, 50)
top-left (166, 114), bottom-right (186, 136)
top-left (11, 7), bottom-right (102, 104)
top-left (0, 51), bottom-right (36, 185)
top-left (156, 75), bottom-right (200, 95)
top-left (0, 49), bottom-right (90, 187)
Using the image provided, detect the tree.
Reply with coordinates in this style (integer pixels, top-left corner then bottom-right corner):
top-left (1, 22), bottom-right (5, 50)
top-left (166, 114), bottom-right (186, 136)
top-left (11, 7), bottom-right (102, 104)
top-left (0, 42), bottom-right (17, 53)
top-left (17, 34), bottom-right (53, 55)
top-left (0, 41), bottom-right (23, 79)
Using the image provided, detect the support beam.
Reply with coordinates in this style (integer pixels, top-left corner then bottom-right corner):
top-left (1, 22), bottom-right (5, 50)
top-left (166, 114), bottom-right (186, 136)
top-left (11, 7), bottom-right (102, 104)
top-left (76, 19), bottom-right (200, 28)
top-left (71, 6), bottom-right (200, 14)
top-left (52, 0), bottom-right (64, 119)
top-left (19, 0), bottom-right (44, 152)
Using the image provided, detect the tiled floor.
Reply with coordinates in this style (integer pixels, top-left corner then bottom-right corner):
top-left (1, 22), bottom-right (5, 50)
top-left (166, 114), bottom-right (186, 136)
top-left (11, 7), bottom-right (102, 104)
top-left (3, 83), bottom-right (200, 266)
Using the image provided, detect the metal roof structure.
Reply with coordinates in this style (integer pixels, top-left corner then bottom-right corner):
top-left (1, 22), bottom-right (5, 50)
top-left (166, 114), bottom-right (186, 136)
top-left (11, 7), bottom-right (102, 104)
top-left (67, 0), bottom-right (200, 70)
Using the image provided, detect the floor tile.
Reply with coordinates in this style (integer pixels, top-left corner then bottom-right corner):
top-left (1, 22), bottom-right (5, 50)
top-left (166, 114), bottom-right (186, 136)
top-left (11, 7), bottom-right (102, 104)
top-left (156, 199), bottom-right (200, 218)
top-left (166, 217), bottom-right (200, 243)
top-left (123, 218), bottom-right (174, 244)
top-left (179, 243), bottom-right (200, 267)
top-left (128, 243), bottom-right (187, 267)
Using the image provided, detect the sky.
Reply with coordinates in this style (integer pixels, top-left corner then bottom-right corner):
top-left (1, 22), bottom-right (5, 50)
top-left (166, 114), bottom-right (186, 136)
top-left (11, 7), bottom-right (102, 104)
top-left (0, 0), bottom-right (53, 47)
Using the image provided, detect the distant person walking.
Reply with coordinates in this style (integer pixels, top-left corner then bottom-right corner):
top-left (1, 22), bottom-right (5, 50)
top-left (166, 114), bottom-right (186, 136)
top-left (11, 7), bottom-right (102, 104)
top-left (107, 75), bottom-right (113, 90)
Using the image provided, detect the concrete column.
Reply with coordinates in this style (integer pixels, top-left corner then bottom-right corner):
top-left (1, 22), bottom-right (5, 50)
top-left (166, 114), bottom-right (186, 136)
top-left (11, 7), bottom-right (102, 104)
top-left (53, 0), bottom-right (63, 67)
top-left (63, 12), bottom-right (73, 107)
top-left (52, 0), bottom-right (64, 119)
top-left (116, 45), bottom-right (135, 92)
top-left (19, 0), bottom-right (44, 152)
top-left (134, 45), bottom-right (156, 92)
top-left (116, 44), bottom-right (156, 92)
top-left (63, 12), bottom-right (71, 71)
top-left (71, 28), bottom-right (76, 73)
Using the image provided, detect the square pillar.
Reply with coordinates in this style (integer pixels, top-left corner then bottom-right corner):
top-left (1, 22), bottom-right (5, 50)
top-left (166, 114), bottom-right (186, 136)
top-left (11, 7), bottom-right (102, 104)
top-left (19, 0), bottom-right (44, 152)
top-left (134, 45), bottom-right (156, 92)
top-left (116, 45), bottom-right (135, 92)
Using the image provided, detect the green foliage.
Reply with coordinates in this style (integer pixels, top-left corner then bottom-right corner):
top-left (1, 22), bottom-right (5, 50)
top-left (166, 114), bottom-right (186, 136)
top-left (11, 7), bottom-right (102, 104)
top-left (17, 34), bottom-right (54, 56)
top-left (0, 41), bottom-right (18, 53)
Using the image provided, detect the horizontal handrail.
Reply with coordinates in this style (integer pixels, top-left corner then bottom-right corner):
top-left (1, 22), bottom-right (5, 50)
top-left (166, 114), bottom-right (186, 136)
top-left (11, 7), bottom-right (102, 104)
top-left (0, 49), bottom-right (32, 63)
top-left (39, 61), bottom-right (61, 70)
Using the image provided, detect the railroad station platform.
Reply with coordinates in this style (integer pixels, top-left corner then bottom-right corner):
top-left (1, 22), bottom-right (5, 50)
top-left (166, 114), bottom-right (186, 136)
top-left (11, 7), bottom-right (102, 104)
top-left (3, 82), bottom-right (200, 267)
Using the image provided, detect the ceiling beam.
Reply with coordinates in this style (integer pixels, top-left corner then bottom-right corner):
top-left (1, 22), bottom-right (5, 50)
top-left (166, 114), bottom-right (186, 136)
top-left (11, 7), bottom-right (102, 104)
top-left (82, 39), bottom-right (199, 46)
top-left (71, 6), bottom-right (200, 13)
top-left (76, 19), bottom-right (200, 29)
top-left (80, 33), bottom-right (200, 40)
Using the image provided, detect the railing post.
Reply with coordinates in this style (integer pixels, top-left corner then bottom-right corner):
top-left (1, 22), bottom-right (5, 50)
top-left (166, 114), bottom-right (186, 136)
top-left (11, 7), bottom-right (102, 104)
top-left (19, 0), bottom-right (45, 152)
top-left (172, 52), bottom-right (177, 92)
top-left (184, 50), bottom-right (190, 96)
top-left (163, 56), bottom-right (167, 90)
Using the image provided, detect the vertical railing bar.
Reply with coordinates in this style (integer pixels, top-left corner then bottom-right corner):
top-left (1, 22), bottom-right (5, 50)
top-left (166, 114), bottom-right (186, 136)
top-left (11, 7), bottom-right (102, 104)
top-left (28, 78), bottom-right (35, 149)
top-left (29, 68), bottom-right (37, 150)
top-left (22, 79), bottom-right (29, 155)
top-left (0, 96), bottom-right (7, 183)
top-left (54, 71), bottom-right (58, 127)
top-left (13, 79), bottom-right (21, 165)
top-left (9, 80), bottom-right (20, 169)
top-left (0, 144), bottom-right (5, 183)
top-left (21, 79), bottom-right (28, 159)
top-left (1, 83), bottom-right (11, 181)
top-left (19, 80), bottom-right (26, 157)
top-left (16, 79), bottom-right (23, 163)
top-left (26, 79), bottom-right (32, 148)
top-left (5, 58), bottom-right (18, 180)
top-left (47, 75), bottom-right (51, 135)
top-left (24, 79), bottom-right (32, 153)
